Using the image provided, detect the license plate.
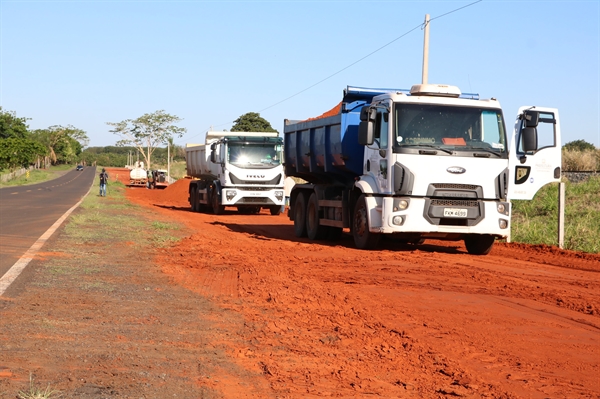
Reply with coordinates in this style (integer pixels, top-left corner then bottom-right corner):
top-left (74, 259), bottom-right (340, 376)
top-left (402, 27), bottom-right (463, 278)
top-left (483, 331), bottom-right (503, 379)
top-left (443, 208), bottom-right (468, 217)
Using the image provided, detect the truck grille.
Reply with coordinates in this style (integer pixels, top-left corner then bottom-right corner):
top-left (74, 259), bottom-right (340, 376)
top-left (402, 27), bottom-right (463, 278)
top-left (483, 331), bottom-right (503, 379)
top-left (432, 183), bottom-right (479, 190)
top-left (431, 199), bottom-right (479, 207)
top-left (238, 197), bottom-right (271, 204)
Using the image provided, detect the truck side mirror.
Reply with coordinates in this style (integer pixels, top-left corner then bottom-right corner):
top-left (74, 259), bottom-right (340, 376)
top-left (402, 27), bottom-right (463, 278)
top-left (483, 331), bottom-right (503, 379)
top-left (360, 106), bottom-right (369, 122)
top-left (521, 127), bottom-right (538, 152)
top-left (358, 120), bottom-right (374, 145)
top-left (524, 111), bottom-right (539, 127)
top-left (360, 106), bottom-right (376, 122)
top-left (210, 149), bottom-right (217, 163)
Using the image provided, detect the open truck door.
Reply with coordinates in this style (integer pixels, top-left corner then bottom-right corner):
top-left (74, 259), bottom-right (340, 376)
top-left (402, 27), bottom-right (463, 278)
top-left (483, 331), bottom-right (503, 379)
top-left (508, 107), bottom-right (562, 200)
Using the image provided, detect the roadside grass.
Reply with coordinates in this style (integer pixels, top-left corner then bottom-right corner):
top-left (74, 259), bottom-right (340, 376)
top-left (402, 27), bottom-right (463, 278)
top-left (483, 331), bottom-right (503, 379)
top-left (144, 160), bottom-right (186, 180)
top-left (562, 148), bottom-right (600, 171)
top-left (17, 373), bottom-right (59, 399)
top-left (511, 176), bottom-right (600, 253)
top-left (35, 176), bottom-right (188, 294)
top-left (0, 164), bottom-right (76, 188)
top-left (169, 160), bottom-right (187, 179)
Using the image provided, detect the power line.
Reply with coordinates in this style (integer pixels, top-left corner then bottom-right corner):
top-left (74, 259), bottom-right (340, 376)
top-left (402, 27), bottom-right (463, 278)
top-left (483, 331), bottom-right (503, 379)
top-left (181, 0), bottom-right (482, 143)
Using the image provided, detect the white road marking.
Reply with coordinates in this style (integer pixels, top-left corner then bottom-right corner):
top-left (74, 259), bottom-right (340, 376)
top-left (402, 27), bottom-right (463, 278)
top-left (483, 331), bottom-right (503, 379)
top-left (0, 186), bottom-right (91, 296)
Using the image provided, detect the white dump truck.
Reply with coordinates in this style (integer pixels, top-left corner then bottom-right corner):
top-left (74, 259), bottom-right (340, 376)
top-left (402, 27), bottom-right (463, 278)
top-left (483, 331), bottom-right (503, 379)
top-left (283, 84), bottom-right (562, 255)
top-left (186, 131), bottom-right (285, 215)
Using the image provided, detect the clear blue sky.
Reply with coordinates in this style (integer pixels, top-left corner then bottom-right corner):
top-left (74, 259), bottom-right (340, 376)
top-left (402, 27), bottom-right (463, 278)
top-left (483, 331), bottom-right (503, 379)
top-left (1, 0), bottom-right (599, 148)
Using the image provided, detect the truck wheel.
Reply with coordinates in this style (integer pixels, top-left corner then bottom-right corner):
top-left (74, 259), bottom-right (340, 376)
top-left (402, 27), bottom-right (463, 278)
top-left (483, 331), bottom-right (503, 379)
top-left (307, 192), bottom-right (329, 240)
top-left (464, 234), bottom-right (495, 255)
top-left (269, 205), bottom-right (281, 216)
top-left (190, 189), bottom-right (197, 212)
top-left (353, 195), bottom-right (380, 250)
top-left (293, 193), bottom-right (308, 237)
top-left (212, 191), bottom-right (225, 215)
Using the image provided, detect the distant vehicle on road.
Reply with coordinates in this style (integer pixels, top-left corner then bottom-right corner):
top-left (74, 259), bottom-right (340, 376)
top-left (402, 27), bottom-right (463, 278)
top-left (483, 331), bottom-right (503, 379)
top-left (76, 165), bottom-right (84, 171)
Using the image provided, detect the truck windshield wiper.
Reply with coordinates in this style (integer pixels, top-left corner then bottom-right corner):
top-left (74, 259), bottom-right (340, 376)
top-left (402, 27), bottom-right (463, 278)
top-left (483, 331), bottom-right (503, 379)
top-left (469, 147), bottom-right (503, 157)
top-left (402, 144), bottom-right (454, 155)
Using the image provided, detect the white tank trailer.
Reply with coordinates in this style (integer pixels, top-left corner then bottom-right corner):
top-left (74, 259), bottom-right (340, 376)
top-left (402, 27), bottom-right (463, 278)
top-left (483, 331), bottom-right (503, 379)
top-left (128, 161), bottom-right (147, 187)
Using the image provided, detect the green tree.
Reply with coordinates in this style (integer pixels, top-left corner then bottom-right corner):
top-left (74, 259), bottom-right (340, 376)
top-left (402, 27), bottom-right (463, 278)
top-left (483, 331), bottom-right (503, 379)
top-left (563, 139), bottom-right (596, 151)
top-left (55, 136), bottom-right (83, 164)
top-left (231, 112), bottom-right (277, 133)
top-left (31, 125), bottom-right (89, 165)
top-left (0, 137), bottom-right (47, 170)
top-left (107, 110), bottom-right (186, 171)
top-left (0, 107), bottom-right (30, 139)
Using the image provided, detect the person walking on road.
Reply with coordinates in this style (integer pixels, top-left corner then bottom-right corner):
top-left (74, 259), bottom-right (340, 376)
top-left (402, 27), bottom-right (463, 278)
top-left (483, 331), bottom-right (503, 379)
top-left (99, 168), bottom-right (109, 197)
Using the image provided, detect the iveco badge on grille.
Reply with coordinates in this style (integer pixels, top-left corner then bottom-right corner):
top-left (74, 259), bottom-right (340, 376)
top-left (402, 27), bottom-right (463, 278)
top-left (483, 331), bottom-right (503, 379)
top-left (446, 166), bottom-right (466, 174)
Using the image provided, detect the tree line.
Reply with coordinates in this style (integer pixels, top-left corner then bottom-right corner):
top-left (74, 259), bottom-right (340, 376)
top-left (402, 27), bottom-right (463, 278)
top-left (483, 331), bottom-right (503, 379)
top-left (0, 107), bottom-right (88, 171)
top-left (1, 108), bottom-right (278, 173)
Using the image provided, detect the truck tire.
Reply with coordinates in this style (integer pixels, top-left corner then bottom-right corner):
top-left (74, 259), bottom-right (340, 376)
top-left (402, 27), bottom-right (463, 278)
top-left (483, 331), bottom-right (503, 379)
top-left (306, 192), bottom-right (329, 240)
top-left (269, 205), bottom-right (281, 216)
top-left (212, 190), bottom-right (225, 215)
top-left (293, 192), bottom-right (308, 238)
top-left (353, 194), bottom-right (380, 250)
top-left (190, 189), bottom-right (197, 212)
top-left (464, 234), bottom-right (495, 255)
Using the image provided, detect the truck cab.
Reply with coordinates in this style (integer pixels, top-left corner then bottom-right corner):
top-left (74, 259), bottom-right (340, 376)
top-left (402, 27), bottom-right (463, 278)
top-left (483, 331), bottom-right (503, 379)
top-left (187, 132), bottom-right (286, 215)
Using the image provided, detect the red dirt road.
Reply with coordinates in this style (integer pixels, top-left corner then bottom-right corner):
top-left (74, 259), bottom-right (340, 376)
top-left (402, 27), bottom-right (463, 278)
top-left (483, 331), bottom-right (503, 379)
top-left (120, 169), bottom-right (599, 398)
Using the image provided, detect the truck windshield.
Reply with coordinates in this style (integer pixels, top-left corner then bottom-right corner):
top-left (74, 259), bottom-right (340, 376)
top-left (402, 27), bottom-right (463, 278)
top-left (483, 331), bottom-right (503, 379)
top-left (393, 104), bottom-right (507, 156)
top-left (227, 143), bottom-right (282, 168)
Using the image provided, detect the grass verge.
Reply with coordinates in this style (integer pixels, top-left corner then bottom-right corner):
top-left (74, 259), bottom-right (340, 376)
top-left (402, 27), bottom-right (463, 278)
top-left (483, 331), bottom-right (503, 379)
top-left (511, 176), bottom-right (600, 253)
top-left (36, 179), bottom-right (187, 292)
top-left (0, 164), bottom-right (76, 188)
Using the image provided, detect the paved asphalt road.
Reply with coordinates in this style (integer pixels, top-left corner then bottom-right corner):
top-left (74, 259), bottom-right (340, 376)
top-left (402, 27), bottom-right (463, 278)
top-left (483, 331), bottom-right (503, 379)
top-left (0, 166), bottom-right (96, 284)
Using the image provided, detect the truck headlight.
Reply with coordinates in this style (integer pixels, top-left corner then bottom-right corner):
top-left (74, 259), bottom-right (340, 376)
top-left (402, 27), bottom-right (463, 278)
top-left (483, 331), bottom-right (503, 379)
top-left (226, 190), bottom-right (237, 201)
top-left (275, 190), bottom-right (284, 200)
top-left (497, 202), bottom-right (509, 215)
top-left (499, 219), bottom-right (508, 229)
top-left (393, 198), bottom-right (409, 212)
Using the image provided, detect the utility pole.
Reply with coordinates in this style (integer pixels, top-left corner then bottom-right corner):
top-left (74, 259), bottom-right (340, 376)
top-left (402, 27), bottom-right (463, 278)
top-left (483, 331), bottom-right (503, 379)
top-left (422, 14), bottom-right (430, 85)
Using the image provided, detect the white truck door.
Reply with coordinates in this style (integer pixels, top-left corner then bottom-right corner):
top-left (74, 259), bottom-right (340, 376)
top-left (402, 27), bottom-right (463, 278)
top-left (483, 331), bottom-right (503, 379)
top-left (364, 106), bottom-right (391, 193)
top-left (507, 107), bottom-right (562, 200)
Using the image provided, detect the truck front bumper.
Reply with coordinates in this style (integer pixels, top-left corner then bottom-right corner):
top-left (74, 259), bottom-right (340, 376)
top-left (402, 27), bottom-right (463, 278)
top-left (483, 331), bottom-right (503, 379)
top-left (221, 188), bottom-right (285, 207)
top-left (372, 196), bottom-right (511, 238)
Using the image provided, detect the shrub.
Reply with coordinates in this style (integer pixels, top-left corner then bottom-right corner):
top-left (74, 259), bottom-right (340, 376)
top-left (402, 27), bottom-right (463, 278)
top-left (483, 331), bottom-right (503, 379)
top-left (562, 149), bottom-right (600, 172)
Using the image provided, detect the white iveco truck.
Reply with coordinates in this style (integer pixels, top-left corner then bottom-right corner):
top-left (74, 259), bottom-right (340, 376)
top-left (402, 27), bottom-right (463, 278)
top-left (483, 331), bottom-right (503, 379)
top-left (187, 131), bottom-right (285, 215)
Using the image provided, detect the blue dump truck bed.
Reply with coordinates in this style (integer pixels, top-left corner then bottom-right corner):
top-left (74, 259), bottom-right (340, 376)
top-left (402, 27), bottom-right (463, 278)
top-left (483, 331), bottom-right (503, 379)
top-left (284, 86), bottom-right (409, 186)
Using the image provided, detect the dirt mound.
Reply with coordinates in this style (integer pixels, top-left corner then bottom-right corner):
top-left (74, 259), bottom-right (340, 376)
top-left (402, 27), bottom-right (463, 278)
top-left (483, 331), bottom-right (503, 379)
top-left (157, 178), bottom-right (191, 204)
top-left (303, 102), bottom-right (341, 122)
